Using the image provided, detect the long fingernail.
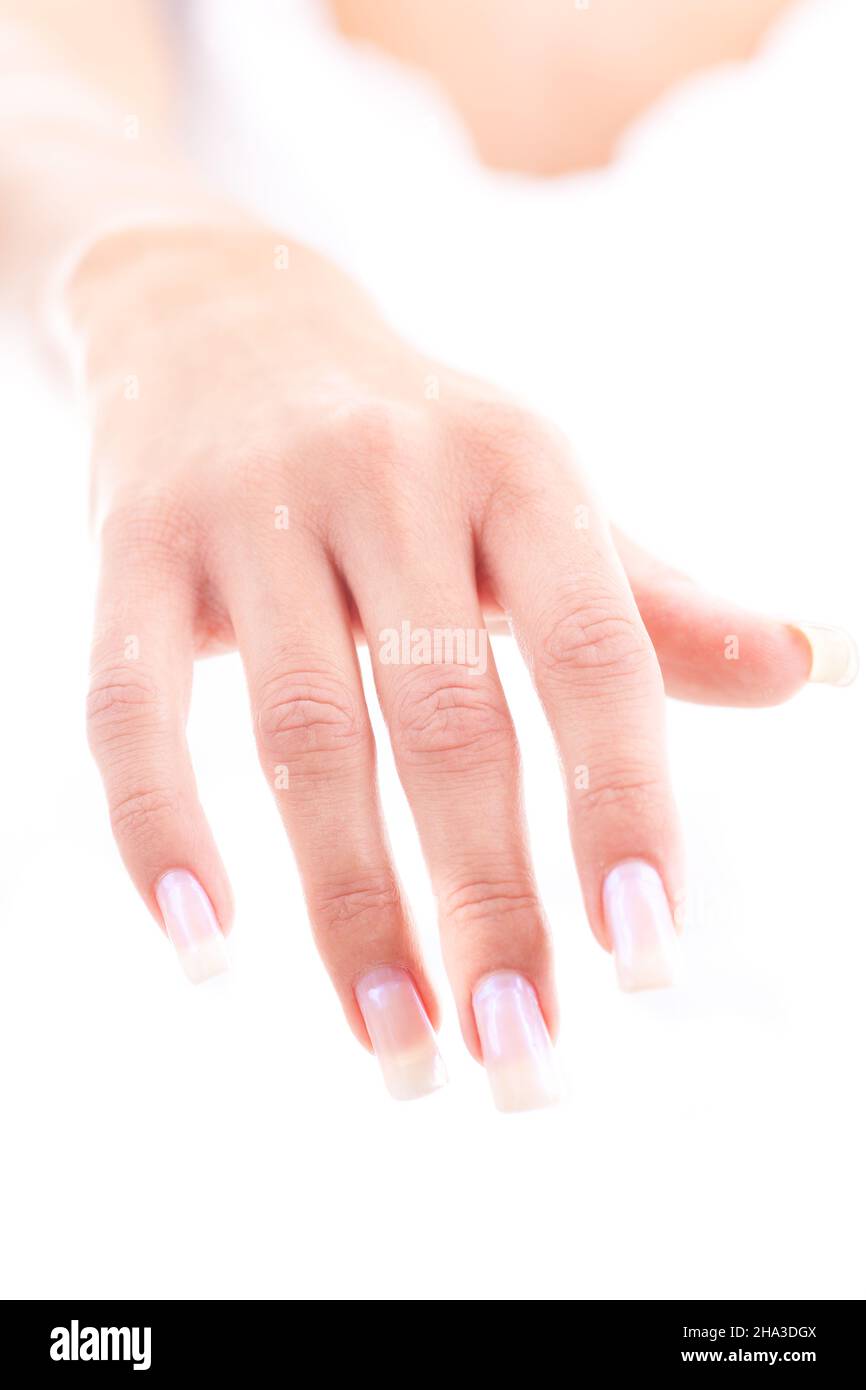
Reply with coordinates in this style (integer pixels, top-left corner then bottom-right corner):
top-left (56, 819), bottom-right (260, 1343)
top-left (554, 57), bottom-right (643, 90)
top-left (355, 967), bottom-right (447, 1101)
top-left (472, 972), bottom-right (559, 1113)
top-left (603, 860), bottom-right (679, 992)
top-left (155, 870), bottom-right (229, 984)
top-left (796, 624), bottom-right (859, 686)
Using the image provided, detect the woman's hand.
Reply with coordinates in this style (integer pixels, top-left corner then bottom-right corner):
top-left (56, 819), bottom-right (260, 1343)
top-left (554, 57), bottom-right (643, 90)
top-left (70, 224), bottom-right (848, 1109)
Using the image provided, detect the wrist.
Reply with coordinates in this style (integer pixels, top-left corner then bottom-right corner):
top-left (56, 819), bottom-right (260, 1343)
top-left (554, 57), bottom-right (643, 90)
top-left (63, 220), bottom-right (269, 334)
top-left (63, 221), bottom-right (381, 373)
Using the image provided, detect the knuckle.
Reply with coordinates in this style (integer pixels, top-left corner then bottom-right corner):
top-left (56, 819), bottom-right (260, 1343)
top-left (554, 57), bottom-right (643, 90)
top-left (457, 406), bottom-right (578, 542)
top-left (460, 399), bottom-right (563, 461)
top-left (100, 492), bottom-right (200, 570)
top-left (441, 877), bottom-right (548, 956)
top-left (221, 448), bottom-right (291, 519)
top-left (574, 768), bottom-right (669, 819)
top-left (459, 401), bottom-right (572, 496)
top-left (300, 401), bottom-right (432, 553)
top-left (309, 869), bottom-right (403, 940)
top-left (107, 785), bottom-right (180, 841)
top-left (390, 667), bottom-right (515, 770)
top-left (536, 593), bottom-right (656, 686)
top-left (231, 446), bottom-right (287, 496)
top-left (444, 878), bottom-right (542, 927)
top-left (86, 667), bottom-right (166, 750)
top-left (323, 400), bottom-right (422, 471)
top-left (254, 663), bottom-right (368, 768)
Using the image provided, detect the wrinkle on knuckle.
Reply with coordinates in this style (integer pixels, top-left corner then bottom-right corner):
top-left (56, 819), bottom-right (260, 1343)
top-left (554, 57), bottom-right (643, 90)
top-left (390, 667), bottom-right (514, 770)
top-left (108, 785), bottom-right (180, 841)
top-left (310, 870), bottom-right (402, 939)
top-left (254, 663), bottom-right (367, 766)
top-left (573, 770), bottom-right (669, 819)
top-left (440, 877), bottom-right (548, 959)
top-left (443, 878), bottom-right (541, 927)
top-left (86, 667), bottom-right (166, 748)
top-left (536, 594), bottom-right (654, 686)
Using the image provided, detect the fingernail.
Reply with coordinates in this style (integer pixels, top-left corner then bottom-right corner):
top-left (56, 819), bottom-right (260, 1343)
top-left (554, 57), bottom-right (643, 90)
top-left (155, 870), bottom-right (229, 984)
top-left (603, 860), bottom-right (679, 992)
top-left (797, 625), bottom-right (859, 686)
top-left (472, 972), bottom-right (559, 1113)
top-left (355, 966), bottom-right (447, 1101)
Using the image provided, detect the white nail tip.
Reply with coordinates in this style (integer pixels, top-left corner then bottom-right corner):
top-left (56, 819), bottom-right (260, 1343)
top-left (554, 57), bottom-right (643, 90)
top-left (616, 953), bottom-right (677, 993)
top-left (799, 625), bottom-right (859, 686)
top-left (177, 937), bottom-right (229, 985)
top-left (383, 1048), bottom-right (448, 1102)
top-left (487, 1060), bottom-right (560, 1114)
top-left (355, 966), bottom-right (447, 1102)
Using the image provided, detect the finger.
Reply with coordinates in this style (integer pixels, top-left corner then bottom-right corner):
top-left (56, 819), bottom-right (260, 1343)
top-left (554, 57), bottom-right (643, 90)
top-left (481, 535), bottom-right (857, 696)
top-left (224, 534), bottom-right (445, 1102)
top-left (87, 512), bottom-right (232, 983)
top-left (613, 528), bottom-right (857, 703)
top-left (484, 478), bottom-right (685, 993)
top-left (344, 525), bottom-right (559, 1113)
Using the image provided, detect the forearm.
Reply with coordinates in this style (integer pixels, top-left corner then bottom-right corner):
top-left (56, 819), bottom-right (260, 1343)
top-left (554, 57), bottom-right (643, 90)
top-left (0, 0), bottom-right (247, 327)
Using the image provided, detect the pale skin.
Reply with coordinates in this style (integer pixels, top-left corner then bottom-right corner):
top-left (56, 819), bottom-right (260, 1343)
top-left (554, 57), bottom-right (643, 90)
top-left (1, 1), bottom-right (841, 1091)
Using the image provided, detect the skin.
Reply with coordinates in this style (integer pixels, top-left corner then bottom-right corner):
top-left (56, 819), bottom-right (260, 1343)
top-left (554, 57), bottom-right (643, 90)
top-left (69, 224), bottom-right (812, 1056)
top-left (333, 0), bottom-right (798, 173)
top-left (3, 1), bottom-right (812, 1063)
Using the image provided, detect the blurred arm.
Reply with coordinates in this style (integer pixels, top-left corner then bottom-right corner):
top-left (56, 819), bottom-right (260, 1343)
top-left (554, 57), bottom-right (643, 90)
top-left (0, 0), bottom-right (174, 119)
top-left (0, 0), bottom-right (244, 323)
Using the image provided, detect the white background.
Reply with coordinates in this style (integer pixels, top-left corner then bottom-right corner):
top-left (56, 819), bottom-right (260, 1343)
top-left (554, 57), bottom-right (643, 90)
top-left (0, 0), bottom-right (863, 1299)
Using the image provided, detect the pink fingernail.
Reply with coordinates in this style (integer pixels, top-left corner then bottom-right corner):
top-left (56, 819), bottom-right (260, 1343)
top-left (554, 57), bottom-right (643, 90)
top-left (603, 860), bottom-right (679, 992)
top-left (155, 870), bottom-right (229, 984)
top-left (472, 972), bottom-right (559, 1113)
top-left (355, 967), bottom-right (447, 1101)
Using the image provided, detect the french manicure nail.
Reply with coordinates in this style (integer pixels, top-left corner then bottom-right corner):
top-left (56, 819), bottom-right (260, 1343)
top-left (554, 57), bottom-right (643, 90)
top-left (155, 870), bottom-right (229, 984)
top-left (603, 859), bottom-right (679, 992)
top-left (355, 966), bottom-right (447, 1101)
top-left (472, 971), bottom-right (559, 1113)
top-left (797, 625), bottom-right (858, 686)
